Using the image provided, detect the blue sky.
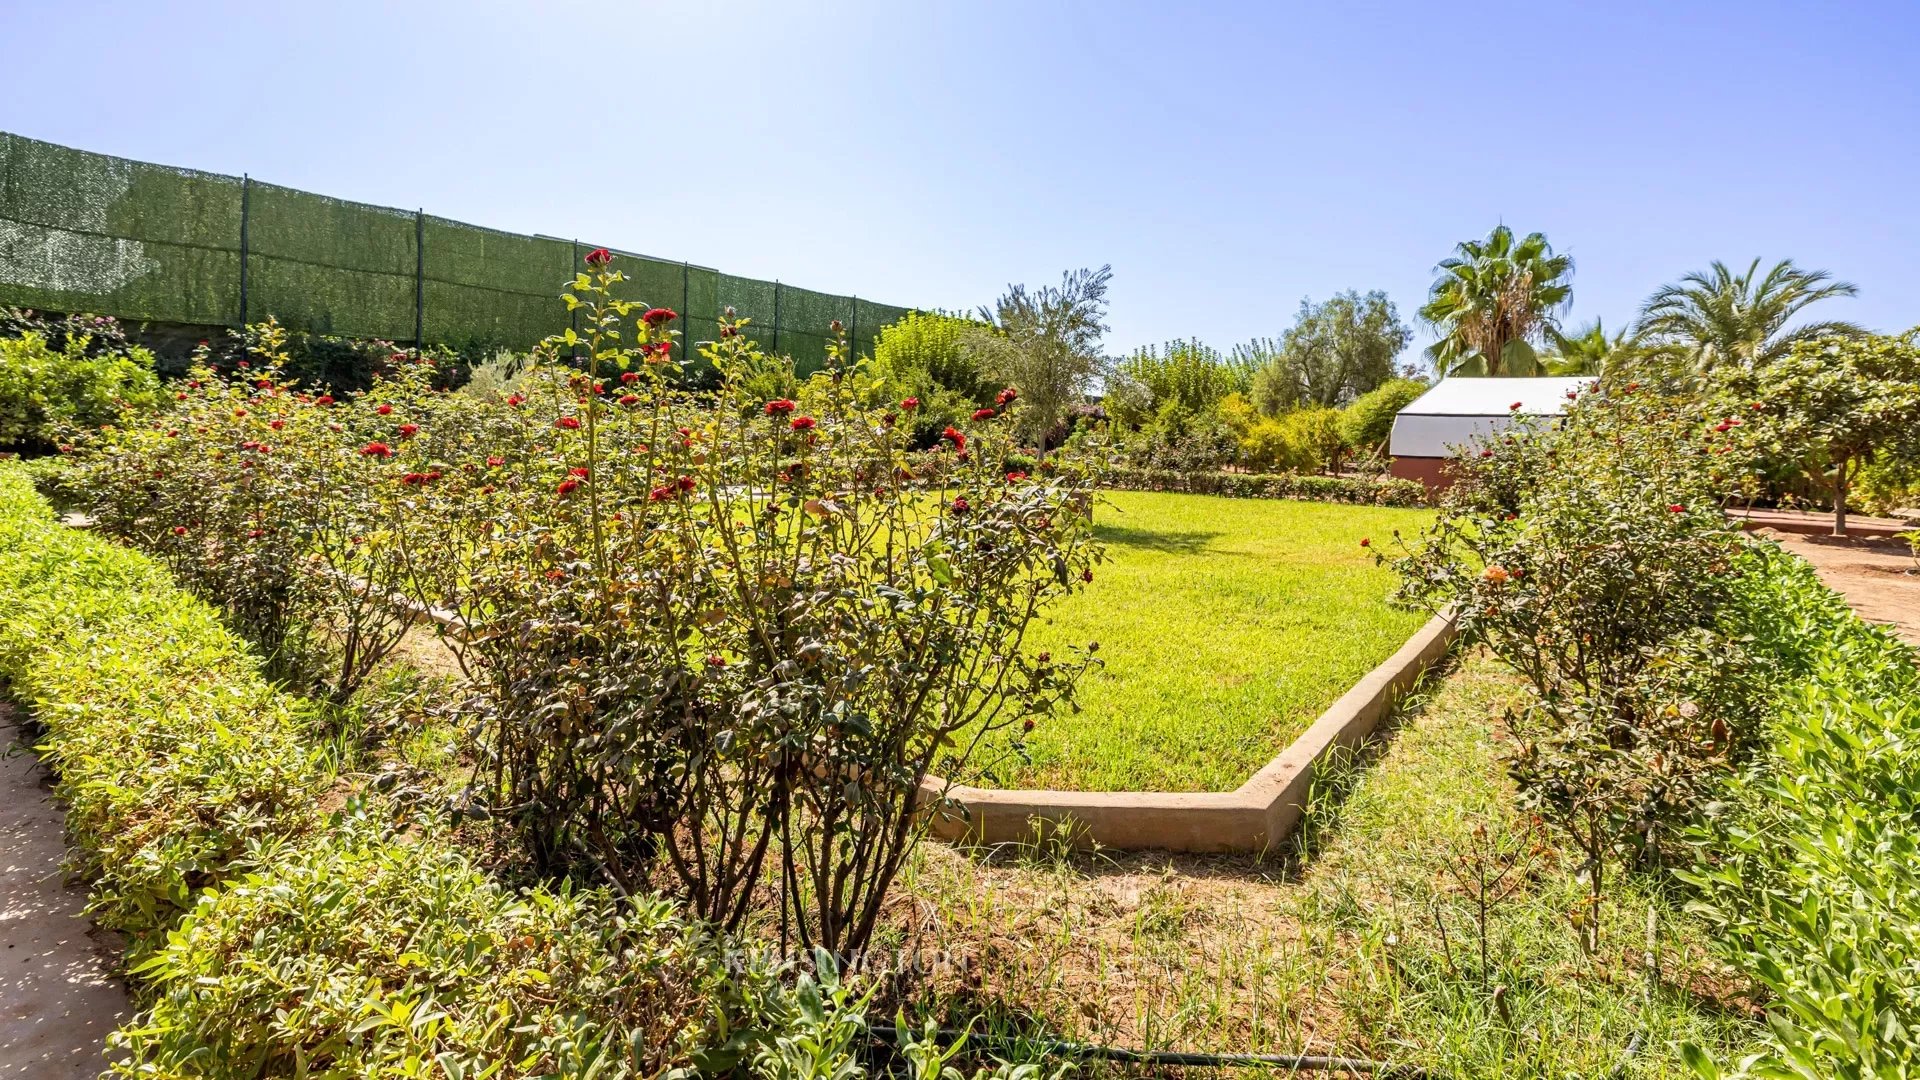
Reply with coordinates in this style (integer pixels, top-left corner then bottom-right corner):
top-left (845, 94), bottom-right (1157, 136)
top-left (3, 1), bottom-right (1916, 365)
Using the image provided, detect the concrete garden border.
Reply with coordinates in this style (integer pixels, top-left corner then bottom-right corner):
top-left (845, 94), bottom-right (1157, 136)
top-left (916, 610), bottom-right (1458, 854)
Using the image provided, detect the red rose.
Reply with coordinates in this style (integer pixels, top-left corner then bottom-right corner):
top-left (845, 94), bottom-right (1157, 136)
top-left (1480, 449), bottom-right (1494, 458)
top-left (790, 415), bottom-right (816, 431)
top-left (951, 497), bottom-right (971, 513)
top-left (621, 371), bottom-right (640, 384)
top-left (1750, 402), bottom-right (1763, 411)
top-left (644, 341), bottom-right (673, 362)
top-left (1359, 537), bottom-right (1371, 547)
top-left (360, 442), bottom-right (393, 458)
top-left (507, 394), bottom-right (525, 407)
top-left (1005, 471), bottom-right (1028, 482)
top-left (570, 466), bottom-right (590, 478)
top-left (584, 247), bottom-right (612, 267)
top-left (996, 387), bottom-right (1018, 406)
top-left (172, 526), bottom-right (188, 536)
top-left (316, 394), bottom-right (334, 406)
top-left (233, 408), bottom-right (247, 417)
top-left (618, 394), bottom-right (640, 405)
top-left (642, 307), bottom-right (677, 327)
top-left (557, 417), bottom-right (581, 430)
top-left (941, 426), bottom-right (966, 451)
top-left (256, 379), bottom-right (272, 389)
top-left (398, 423), bottom-right (420, 438)
top-left (648, 483), bottom-right (675, 502)
top-left (269, 419), bottom-right (285, 431)
top-left (901, 397), bottom-right (920, 411)
top-left (1509, 401), bottom-right (1522, 411)
top-left (765, 399), bottom-right (796, 415)
top-left (486, 456), bottom-right (505, 467)
top-left (1668, 504), bottom-right (1686, 513)
top-left (557, 478), bottom-right (579, 495)
top-left (677, 474), bottom-right (696, 492)
top-left (972, 408), bottom-right (996, 421)
top-left (376, 404), bottom-right (393, 416)
top-left (176, 392), bottom-right (188, 400)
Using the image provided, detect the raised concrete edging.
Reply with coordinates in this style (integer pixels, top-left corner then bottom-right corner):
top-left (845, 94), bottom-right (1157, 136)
top-left (919, 610), bottom-right (1459, 854)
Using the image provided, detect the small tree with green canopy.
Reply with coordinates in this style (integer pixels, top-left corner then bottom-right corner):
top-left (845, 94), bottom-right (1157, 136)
top-left (867, 311), bottom-right (994, 448)
top-left (967, 266), bottom-right (1112, 455)
top-left (1247, 290), bottom-right (1412, 410)
top-left (1728, 329), bottom-right (1920, 536)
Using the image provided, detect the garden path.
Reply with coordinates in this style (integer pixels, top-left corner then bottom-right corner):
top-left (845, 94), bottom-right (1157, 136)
top-left (1765, 531), bottom-right (1920, 649)
top-left (0, 702), bottom-right (130, 1076)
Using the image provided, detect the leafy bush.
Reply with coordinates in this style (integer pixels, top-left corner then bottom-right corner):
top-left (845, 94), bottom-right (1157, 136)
top-left (1679, 552), bottom-right (1920, 1079)
top-left (0, 464), bottom-right (325, 952)
top-left (1386, 385), bottom-right (1764, 947)
top-left (0, 328), bottom-right (161, 452)
top-left (1338, 376), bottom-right (1429, 453)
top-left (1104, 465), bottom-right (1428, 506)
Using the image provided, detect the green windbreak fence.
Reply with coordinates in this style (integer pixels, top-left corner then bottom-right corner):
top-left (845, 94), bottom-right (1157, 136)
top-left (0, 132), bottom-right (915, 371)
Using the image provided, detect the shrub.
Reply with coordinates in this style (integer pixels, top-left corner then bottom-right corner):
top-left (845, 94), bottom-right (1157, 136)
top-left (1339, 376), bottom-right (1428, 453)
top-left (1386, 385), bottom-right (1764, 947)
top-left (0, 328), bottom-right (160, 452)
top-left (1679, 553), bottom-right (1920, 1079)
top-left (0, 464), bottom-right (325, 953)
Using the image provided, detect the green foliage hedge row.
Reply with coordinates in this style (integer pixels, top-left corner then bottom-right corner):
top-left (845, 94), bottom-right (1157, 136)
top-left (0, 465), bottom-right (722, 1076)
top-left (1104, 465), bottom-right (1430, 507)
top-left (1682, 550), bottom-right (1920, 1078)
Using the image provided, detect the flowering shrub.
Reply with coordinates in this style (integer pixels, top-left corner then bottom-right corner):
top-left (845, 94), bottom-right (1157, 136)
top-left (1106, 465), bottom-right (1429, 507)
top-left (1385, 385), bottom-right (1764, 948)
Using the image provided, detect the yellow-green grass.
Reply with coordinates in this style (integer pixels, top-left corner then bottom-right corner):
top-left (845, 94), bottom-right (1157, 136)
top-left (983, 491), bottom-right (1433, 792)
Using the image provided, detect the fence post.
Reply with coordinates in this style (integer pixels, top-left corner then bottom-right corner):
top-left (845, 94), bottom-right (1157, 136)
top-left (772, 280), bottom-right (781, 355)
top-left (413, 209), bottom-right (425, 353)
top-left (238, 174), bottom-right (251, 327)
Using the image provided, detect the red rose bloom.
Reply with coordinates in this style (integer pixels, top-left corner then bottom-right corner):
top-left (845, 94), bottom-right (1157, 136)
top-left (790, 415), bottom-right (816, 431)
top-left (951, 497), bottom-right (971, 513)
top-left (584, 247), bottom-right (612, 267)
top-left (171, 525), bottom-right (188, 536)
top-left (765, 399), bottom-right (796, 415)
top-left (996, 387), bottom-right (1018, 406)
top-left (972, 408), bottom-right (996, 421)
top-left (360, 442), bottom-right (393, 458)
top-left (901, 397), bottom-right (920, 411)
top-left (557, 478), bottom-right (579, 495)
top-left (677, 474), bottom-right (696, 492)
top-left (486, 456), bottom-right (505, 467)
top-left (269, 419), bottom-right (285, 431)
top-left (398, 423), bottom-right (420, 438)
top-left (621, 370), bottom-right (640, 384)
top-left (1359, 537), bottom-right (1371, 547)
top-left (1668, 504), bottom-right (1686, 513)
top-left (315, 394), bottom-right (334, 406)
top-left (619, 394), bottom-right (640, 405)
top-left (569, 466), bottom-right (590, 478)
top-left (256, 379), bottom-right (272, 389)
top-left (1005, 471), bottom-right (1028, 482)
top-left (648, 483), bottom-right (675, 502)
top-left (641, 307), bottom-right (677, 327)
top-left (941, 426), bottom-right (966, 451)
top-left (507, 394), bottom-right (525, 407)
top-left (1509, 401), bottom-right (1522, 411)
top-left (557, 417), bottom-right (581, 430)
top-left (376, 404), bottom-right (393, 415)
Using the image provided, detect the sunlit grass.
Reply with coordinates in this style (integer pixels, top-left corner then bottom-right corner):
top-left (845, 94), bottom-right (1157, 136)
top-left (980, 491), bottom-right (1433, 791)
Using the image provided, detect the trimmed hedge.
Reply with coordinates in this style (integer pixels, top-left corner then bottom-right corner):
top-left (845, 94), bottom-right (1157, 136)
top-left (0, 465), bottom-right (719, 1076)
top-left (1104, 465), bottom-right (1430, 507)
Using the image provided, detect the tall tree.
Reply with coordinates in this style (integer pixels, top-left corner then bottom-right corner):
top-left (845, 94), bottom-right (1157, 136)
top-left (1636, 258), bottom-right (1863, 377)
top-left (1727, 330), bottom-right (1920, 537)
top-left (967, 266), bottom-right (1112, 454)
top-left (1419, 225), bottom-right (1573, 377)
top-left (1246, 290), bottom-right (1411, 411)
top-left (1543, 318), bottom-right (1640, 377)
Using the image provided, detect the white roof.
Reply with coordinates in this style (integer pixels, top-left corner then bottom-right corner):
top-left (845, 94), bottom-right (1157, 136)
top-left (1388, 377), bottom-right (1597, 459)
top-left (1396, 376), bottom-right (1596, 417)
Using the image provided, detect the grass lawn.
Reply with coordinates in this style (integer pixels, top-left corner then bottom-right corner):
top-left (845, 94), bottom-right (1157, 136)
top-left (895, 656), bottom-right (1759, 1075)
top-left (981, 491), bottom-right (1434, 792)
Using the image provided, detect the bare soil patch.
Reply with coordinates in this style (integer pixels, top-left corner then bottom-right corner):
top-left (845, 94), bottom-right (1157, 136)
top-left (1762, 530), bottom-right (1920, 648)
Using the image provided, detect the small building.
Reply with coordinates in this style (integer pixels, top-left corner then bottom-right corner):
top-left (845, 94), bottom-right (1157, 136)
top-left (1388, 376), bottom-right (1595, 490)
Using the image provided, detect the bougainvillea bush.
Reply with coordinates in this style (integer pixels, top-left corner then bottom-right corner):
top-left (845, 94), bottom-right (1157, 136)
top-left (71, 252), bottom-right (1104, 963)
top-left (1385, 385), bottom-right (1769, 947)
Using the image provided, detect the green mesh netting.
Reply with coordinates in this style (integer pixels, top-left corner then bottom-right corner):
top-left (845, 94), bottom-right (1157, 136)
top-left (0, 131), bottom-right (916, 359)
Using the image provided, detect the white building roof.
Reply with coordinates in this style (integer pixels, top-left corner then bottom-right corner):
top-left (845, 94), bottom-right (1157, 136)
top-left (1389, 376), bottom-right (1596, 458)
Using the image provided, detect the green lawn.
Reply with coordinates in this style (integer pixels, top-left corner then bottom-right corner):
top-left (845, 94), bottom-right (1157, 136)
top-left (982, 491), bottom-right (1434, 792)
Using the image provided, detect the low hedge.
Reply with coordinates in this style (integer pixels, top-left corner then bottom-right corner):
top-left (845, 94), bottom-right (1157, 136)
top-left (1104, 465), bottom-right (1430, 507)
top-left (0, 465), bottom-right (722, 1076)
top-left (1682, 548), bottom-right (1920, 1076)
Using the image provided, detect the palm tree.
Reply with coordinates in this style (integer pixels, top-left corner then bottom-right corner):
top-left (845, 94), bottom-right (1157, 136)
top-left (1419, 225), bottom-right (1573, 377)
top-left (1542, 318), bottom-right (1640, 376)
top-left (1636, 258), bottom-right (1863, 376)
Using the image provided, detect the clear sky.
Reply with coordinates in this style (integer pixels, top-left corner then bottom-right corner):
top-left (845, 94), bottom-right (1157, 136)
top-left (3, 1), bottom-right (1916, 365)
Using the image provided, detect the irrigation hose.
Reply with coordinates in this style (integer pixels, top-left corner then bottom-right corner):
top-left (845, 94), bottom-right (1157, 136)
top-left (869, 1026), bottom-right (1432, 1077)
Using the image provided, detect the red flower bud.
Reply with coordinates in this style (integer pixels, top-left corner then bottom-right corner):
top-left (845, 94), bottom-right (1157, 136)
top-left (584, 247), bottom-right (612, 267)
top-left (360, 442), bottom-right (393, 458)
top-left (951, 497), bottom-right (971, 513)
top-left (641, 307), bottom-right (677, 327)
top-left (1668, 504), bottom-right (1686, 513)
top-left (1359, 537), bottom-right (1371, 547)
top-left (376, 404), bottom-right (393, 415)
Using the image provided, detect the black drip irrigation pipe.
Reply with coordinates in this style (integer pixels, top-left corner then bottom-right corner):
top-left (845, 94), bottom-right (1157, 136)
top-left (869, 1027), bottom-right (1432, 1077)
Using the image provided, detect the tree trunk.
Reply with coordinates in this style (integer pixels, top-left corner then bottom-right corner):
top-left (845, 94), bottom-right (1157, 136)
top-left (1833, 452), bottom-right (1850, 538)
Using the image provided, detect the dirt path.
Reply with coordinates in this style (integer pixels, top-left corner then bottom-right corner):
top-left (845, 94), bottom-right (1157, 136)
top-left (1, 702), bottom-right (130, 1076)
top-left (1764, 530), bottom-right (1920, 649)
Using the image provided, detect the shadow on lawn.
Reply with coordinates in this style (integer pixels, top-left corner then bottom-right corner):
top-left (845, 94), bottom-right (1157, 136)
top-left (1091, 523), bottom-right (1220, 555)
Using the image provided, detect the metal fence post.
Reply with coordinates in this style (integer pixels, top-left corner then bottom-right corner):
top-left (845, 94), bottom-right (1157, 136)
top-left (413, 209), bottom-right (425, 353)
top-left (238, 174), bottom-right (251, 327)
